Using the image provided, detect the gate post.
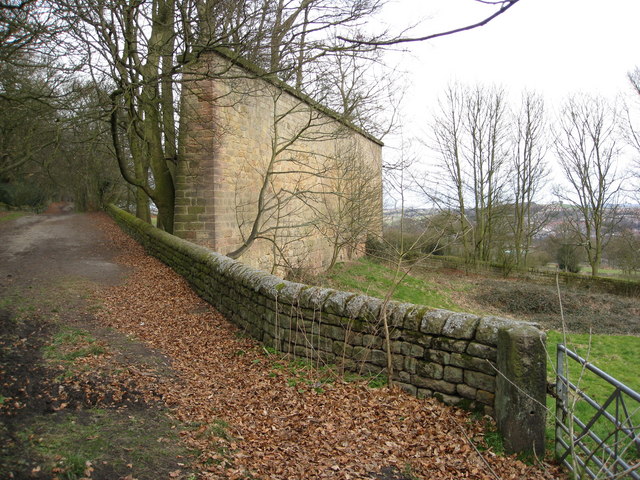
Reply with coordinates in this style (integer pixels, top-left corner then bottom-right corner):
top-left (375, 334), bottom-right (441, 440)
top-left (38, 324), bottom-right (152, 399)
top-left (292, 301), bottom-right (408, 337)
top-left (495, 324), bottom-right (547, 456)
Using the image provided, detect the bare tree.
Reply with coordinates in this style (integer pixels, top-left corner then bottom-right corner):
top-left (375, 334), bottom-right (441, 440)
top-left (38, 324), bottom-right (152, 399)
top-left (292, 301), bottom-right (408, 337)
top-left (623, 67), bottom-right (640, 200)
top-left (52, 0), bottom-right (393, 232)
top-left (509, 91), bottom-right (549, 268)
top-left (0, 0), bottom-right (58, 63)
top-left (35, 0), bottom-right (523, 237)
top-left (425, 84), bottom-right (472, 260)
top-left (312, 141), bottom-right (382, 269)
top-left (420, 83), bottom-right (510, 264)
top-left (0, 57), bottom-right (60, 176)
top-left (312, 45), bottom-right (401, 140)
top-left (554, 95), bottom-right (624, 277)
top-left (605, 227), bottom-right (640, 276)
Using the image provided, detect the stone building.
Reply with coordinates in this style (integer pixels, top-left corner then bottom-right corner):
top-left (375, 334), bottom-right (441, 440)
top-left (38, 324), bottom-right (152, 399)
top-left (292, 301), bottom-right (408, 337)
top-left (175, 49), bottom-right (383, 273)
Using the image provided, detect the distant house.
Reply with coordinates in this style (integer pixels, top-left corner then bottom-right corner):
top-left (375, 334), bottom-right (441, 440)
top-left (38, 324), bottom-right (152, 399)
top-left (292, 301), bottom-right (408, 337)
top-left (175, 49), bottom-right (383, 273)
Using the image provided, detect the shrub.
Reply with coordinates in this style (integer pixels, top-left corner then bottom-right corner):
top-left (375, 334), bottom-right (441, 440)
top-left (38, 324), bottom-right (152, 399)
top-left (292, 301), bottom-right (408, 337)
top-left (556, 244), bottom-right (581, 273)
top-left (0, 181), bottom-right (47, 208)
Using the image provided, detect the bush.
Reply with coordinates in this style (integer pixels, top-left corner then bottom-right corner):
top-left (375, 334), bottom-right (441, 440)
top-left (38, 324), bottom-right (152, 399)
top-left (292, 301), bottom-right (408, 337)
top-left (365, 236), bottom-right (387, 258)
top-left (0, 181), bottom-right (47, 208)
top-left (556, 244), bottom-right (581, 273)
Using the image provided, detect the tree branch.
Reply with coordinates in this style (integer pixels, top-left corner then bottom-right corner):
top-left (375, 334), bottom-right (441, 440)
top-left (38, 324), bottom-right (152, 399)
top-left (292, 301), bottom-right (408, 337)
top-left (338, 0), bottom-right (521, 47)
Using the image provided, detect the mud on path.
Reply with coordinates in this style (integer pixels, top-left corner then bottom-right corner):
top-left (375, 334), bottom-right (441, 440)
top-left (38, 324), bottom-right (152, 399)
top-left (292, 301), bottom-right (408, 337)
top-left (0, 212), bottom-right (193, 479)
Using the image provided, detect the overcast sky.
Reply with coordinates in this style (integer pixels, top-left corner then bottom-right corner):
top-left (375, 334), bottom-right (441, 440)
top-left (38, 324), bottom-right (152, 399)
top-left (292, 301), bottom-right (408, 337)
top-left (377, 0), bottom-right (640, 202)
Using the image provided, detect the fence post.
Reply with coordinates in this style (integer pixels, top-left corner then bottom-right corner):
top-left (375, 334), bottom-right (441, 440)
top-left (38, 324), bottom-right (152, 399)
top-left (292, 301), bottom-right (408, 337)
top-left (495, 324), bottom-right (547, 456)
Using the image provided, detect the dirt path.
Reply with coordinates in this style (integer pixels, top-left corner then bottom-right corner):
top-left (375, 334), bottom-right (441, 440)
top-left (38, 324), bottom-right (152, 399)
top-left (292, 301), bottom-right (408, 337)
top-left (0, 212), bottom-right (192, 479)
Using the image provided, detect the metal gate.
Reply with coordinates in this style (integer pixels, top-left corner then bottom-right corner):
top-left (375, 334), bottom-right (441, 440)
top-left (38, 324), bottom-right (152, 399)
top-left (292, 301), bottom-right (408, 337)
top-left (555, 344), bottom-right (640, 479)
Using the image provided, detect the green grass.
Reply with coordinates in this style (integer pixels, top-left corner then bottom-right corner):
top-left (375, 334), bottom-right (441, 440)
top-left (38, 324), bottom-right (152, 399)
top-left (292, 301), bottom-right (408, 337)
top-left (44, 327), bottom-right (106, 362)
top-left (0, 211), bottom-right (31, 222)
top-left (324, 259), bottom-right (458, 310)
top-left (18, 409), bottom-right (190, 479)
top-left (546, 331), bottom-right (640, 391)
top-left (265, 349), bottom-right (388, 391)
top-left (546, 331), bottom-right (640, 468)
top-left (43, 327), bottom-right (107, 379)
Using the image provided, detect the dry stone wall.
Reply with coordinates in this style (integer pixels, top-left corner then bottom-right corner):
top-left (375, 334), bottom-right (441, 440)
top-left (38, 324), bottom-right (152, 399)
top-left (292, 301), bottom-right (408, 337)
top-left (108, 205), bottom-right (547, 455)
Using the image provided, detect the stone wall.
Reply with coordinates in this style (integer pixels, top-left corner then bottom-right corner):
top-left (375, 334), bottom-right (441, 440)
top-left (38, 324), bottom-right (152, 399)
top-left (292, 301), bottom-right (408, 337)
top-left (107, 205), bottom-right (547, 455)
top-left (176, 50), bottom-right (383, 273)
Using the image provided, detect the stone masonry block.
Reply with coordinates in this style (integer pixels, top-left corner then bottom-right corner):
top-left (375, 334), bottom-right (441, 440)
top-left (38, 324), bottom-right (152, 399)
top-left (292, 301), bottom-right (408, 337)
top-left (466, 342), bottom-right (497, 361)
top-left (456, 384), bottom-right (477, 400)
top-left (256, 275), bottom-right (286, 298)
top-left (323, 291), bottom-right (355, 315)
top-left (400, 343), bottom-right (424, 358)
top-left (396, 382), bottom-right (417, 397)
top-left (333, 341), bottom-right (352, 358)
top-left (387, 302), bottom-right (413, 328)
top-left (362, 334), bottom-right (383, 349)
top-left (416, 388), bottom-right (433, 399)
top-left (352, 346), bottom-right (371, 362)
top-left (443, 366), bottom-right (463, 383)
top-left (402, 331), bottom-right (433, 348)
top-left (277, 281), bottom-right (305, 305)
top-left (356, 296), bottom-right (381, 322)
top-left (420, 309), bottom-right (451, 335)
top-left (410, 376), bottom-right (456, 394)
top-left (402, 306), bottom-right (426, 332)
top-left (369, 349), bottom-right (387, 367)
top-left (298, 286), bottom-right (332, 310)
top-left (404, 356), bottom-right (417, 374)
top-left (435, 394), bottom-right (463, 407)
top-left (431, 337), bottom-right (469, 353)
top-left (441, 313), bottom-right (479, 340)
top-left (464, 370), bottom-right (495, 392)
top-left (390, 341), bottom-right (404, 354)
top-left (344, 295), bottom-right (368, 318)
top-left (425, 349), bottom-right (450, 365)
top-left (476, 390), bottom-right (495, 406)
top-left (475, 317), bottom-right (520, 346)
top-left (416, 362), bottom-right (443, 380)
top-left (448, 353), bottom-right (496, 376)
top-left (321, 313), bottom-right (345, 327)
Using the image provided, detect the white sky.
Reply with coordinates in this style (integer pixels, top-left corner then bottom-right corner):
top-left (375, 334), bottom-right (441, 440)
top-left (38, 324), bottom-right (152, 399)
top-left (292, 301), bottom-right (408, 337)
top-left (377, 0), bottom-right (640, 203)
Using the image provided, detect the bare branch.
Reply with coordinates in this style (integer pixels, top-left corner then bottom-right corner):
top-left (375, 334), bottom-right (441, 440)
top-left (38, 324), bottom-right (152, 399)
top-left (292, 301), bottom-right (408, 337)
top-left (338, 0), bottom-right (521, 47)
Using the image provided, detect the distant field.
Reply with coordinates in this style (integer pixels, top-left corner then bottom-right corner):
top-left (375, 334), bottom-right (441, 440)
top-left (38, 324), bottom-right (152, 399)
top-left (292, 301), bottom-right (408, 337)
top-left (533, 262), bottom-right (639, 280)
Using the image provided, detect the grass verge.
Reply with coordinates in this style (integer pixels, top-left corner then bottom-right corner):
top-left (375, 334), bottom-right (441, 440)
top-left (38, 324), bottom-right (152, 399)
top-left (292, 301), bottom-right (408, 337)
top-left (0, 211), bottom-right (31, 222)
top-left (323, 258), bottom-right (458, 310)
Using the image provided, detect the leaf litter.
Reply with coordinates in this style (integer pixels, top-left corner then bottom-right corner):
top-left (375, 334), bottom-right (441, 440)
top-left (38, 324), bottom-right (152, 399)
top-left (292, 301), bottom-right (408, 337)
top-left (93, 215), bottom-right (564, 480)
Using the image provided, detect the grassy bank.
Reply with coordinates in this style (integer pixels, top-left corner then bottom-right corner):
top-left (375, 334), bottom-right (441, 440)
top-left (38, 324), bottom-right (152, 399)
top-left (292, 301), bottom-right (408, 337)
top-left (322, 258), bottom-right (459, 311)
